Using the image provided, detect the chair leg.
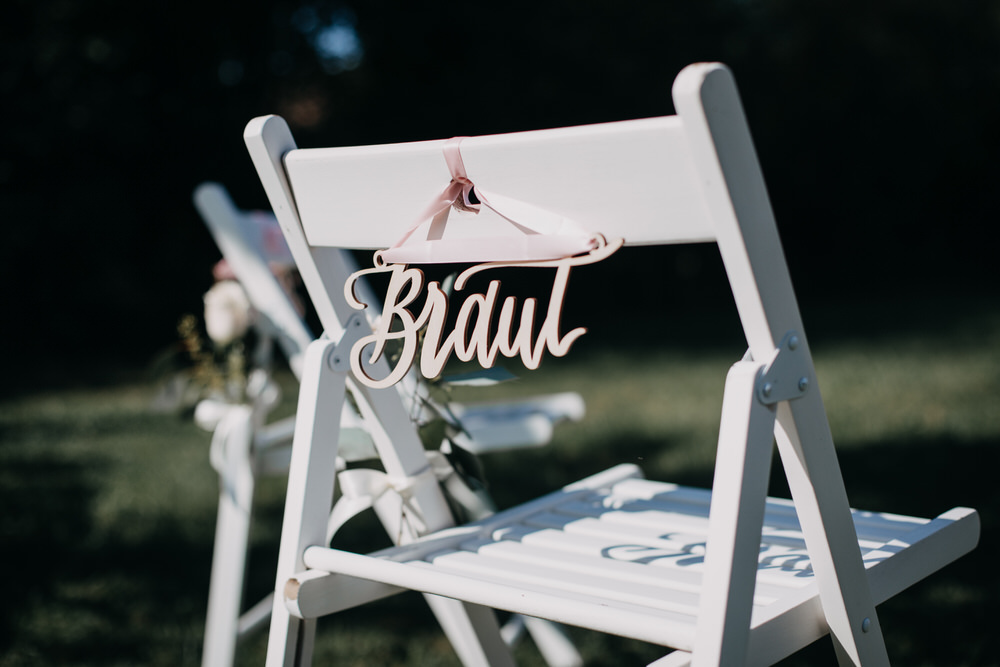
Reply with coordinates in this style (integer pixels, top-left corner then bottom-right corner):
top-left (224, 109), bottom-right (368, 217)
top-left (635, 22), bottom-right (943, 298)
top-left (203, 405), bottom-right (256, 667)
top-left (424, 595), bottom-right (516, 667)
top-left (522, 616), bottom-right (583, 667)
top-left (500, 615), bottom-right (583, 667)
top-left (266, 340), bottom-right (347, 667)
top-left (693, 361), bottom-right (776, 666)
top-left (773, 398), bottom-right (890, 666)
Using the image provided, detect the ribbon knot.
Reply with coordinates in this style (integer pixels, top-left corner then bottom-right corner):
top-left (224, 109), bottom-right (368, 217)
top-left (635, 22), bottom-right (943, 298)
top-left (380, 136), bottom-right (600, 264)
top-left (443, 137), bottom-right (480, 213)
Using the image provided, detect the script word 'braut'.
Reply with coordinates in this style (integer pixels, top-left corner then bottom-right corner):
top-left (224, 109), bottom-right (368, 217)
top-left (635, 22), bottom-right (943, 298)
top-left (343, 240), bottom-right (622, 388)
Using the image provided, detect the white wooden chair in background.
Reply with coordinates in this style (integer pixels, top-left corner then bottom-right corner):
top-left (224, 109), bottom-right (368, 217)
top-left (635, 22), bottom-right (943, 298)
top-left (193, 183), bottom-right (585, 667)
top-left (243, 62), bottom-right (981, 666)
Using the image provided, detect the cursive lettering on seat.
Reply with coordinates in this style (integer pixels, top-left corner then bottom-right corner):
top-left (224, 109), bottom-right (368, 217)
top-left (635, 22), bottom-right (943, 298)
top-left (343, 239), bottom-right (623, 388)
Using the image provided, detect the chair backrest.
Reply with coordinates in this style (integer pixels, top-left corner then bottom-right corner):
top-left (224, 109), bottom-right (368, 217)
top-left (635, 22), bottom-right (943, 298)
top-left (194, 182), bottom-right (315, 378)
top-left (248, 63), bottom-right (804, 368)
top-left (286, 116), bottom-right (715, 250)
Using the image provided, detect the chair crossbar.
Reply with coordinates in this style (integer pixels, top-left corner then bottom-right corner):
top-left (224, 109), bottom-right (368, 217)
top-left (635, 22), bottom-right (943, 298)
top-left (302, 546), bottom-right (699, 649)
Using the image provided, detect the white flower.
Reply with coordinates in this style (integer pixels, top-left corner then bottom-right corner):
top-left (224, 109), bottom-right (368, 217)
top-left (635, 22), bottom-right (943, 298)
top-left (204, 280), bottom-right (254, 346)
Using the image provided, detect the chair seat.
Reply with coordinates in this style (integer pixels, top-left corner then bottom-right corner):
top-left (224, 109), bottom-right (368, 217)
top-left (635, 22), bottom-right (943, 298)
top-left (297, 463), bottom-right (978, 661)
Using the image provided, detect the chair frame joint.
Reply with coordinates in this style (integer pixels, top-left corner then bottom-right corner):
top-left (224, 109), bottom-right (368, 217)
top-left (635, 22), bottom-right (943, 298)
top-left (327, 313), bottom-right (368, 373)
top-left (756, 330), bottom-right (812, 405)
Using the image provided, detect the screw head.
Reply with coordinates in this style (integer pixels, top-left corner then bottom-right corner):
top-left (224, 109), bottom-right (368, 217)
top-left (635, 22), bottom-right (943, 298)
top-left (861, 617), bottom-right (871, 633)
top-left (762, 382), bottom-right (774, 397)
top-left (798, 377), bottom-right (809, 392)
top-left (788, 335), bottom-right (800, 350)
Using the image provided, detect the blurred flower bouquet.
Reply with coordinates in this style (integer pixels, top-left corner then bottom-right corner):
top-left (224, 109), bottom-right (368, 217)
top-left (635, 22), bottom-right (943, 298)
top-left (151, 211), bottom-right (302, 413)
top-left (177, 277), bottom-right (255, 404)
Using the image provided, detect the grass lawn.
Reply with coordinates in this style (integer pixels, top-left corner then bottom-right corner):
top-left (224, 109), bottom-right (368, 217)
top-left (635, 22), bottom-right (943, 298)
top-left (1, 299), bottom-right (997, 666)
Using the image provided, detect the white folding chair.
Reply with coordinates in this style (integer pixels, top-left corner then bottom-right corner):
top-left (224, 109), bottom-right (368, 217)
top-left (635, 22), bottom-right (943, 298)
top-left (193, 184), bottom-right (585, 667)
top-left (244, 62), bottom-right (980, 666)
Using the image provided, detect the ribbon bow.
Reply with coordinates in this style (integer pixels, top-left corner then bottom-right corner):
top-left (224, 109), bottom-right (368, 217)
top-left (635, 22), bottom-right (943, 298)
top-left (442, 137), bottom-right (481, 214)
top-left (379, 137), bottom-right (598, 265)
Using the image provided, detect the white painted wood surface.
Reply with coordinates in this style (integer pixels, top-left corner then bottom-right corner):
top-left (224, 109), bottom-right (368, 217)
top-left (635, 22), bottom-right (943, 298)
top-left (243, 61), bottom-right (980, 666)
top-left (693, 361), bottom-right (777, 665)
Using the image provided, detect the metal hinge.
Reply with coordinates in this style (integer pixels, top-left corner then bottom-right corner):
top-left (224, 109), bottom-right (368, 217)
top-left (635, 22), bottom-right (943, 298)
top-left (755, 331), bottom-right (812, 405)
top-left (327, 313), bottom-right (371, 373)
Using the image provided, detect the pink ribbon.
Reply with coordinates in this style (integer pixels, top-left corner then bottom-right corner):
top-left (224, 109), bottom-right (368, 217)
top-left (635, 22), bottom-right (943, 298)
top-left (442, 137), bottom-right (480, 213)
top-left (379, 138), bottom-right (597, 265)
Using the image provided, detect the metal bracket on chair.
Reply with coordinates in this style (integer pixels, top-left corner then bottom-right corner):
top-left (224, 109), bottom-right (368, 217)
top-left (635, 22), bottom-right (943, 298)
top-left (327, 313), bottom-right (370, 373)
top-left (756, 331), bottom-right (812, 405)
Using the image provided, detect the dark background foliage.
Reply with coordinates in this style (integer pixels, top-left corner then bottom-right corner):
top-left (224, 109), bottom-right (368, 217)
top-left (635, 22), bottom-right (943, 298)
top-left (3, 0), bottom-right (998, 382)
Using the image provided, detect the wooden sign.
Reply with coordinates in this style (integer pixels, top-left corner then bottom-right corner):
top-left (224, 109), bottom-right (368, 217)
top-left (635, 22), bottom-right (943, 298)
top-left (343, 237), bottom-right (623, 388)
